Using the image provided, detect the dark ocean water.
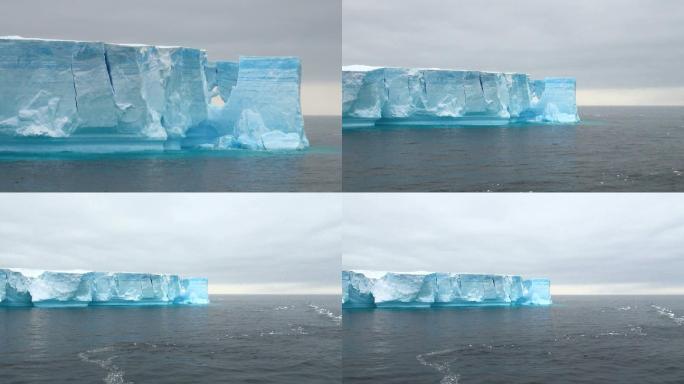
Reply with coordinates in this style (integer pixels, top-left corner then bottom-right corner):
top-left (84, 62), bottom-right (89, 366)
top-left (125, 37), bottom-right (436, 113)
top-left (343, 296), bottom-right (684, 384)
top-left (0, 295), bottom-right (341, 384)
top-left (0, 116), bottom-right (340, 192)
top-left (343, 107), bottom-right (684, 191)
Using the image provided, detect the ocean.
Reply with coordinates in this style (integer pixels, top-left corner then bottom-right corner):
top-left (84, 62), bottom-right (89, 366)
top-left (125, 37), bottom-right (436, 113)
top-left (343, 107), bottom-right (684, 192)
top-left (343, 295), bottom-right (684, 384)
top-left (0, 116), bottom-right (340, 192)
top-left (0, 295), bottom-right (341, 384)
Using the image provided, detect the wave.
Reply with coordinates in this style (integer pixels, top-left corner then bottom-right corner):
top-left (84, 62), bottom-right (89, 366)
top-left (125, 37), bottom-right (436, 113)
top-left (308, 304), bottom-right (342, 325)
top-left (77, 346), bottom-right (131, 384)
top-left (416, 349), bottom-right (460, 384)
top-left (652, 305), bottom-right (684, 325)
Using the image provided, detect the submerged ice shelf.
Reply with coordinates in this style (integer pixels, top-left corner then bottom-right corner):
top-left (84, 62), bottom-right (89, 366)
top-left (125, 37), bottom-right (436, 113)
top-left (0, 36), bottom-right (307, 152)
top-left (342, 65), bottom-right (578, 127)
top-left (342, 270), bottom-right (551, 309)
top-left (0, 268), bottom-right (209, 307)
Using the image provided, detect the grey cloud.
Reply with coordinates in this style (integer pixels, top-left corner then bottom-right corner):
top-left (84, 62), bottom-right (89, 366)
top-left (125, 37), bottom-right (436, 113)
top-left (0, 0), bottom-right (341, 115)
top-left (0, 194), bottom-right (341, 292)
top-left (343, 194), bottom-right (684, 290)
top-left (1, 0), bottom-right (339, 82)
top-left (343, 0), bottom-right (684, 89)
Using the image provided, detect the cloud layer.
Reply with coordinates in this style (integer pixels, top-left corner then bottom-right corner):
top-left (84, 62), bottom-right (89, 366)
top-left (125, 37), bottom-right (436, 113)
top-left (343, 0), bottom-right (684, 105)
top-left (0, 0), bottom-right (341, 114)
top-left (0, 194), bottom-right (341, 294)
top-left (343, 194), bottom-right (684, 294)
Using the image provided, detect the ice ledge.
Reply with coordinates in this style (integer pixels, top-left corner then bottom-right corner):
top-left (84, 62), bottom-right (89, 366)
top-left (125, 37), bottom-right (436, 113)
top-left (342, 270), bottom-right (551, 309)
top-left (0, 268), bottom-right (209, 307)
top-left (0, 36), bottom-right (308, 152)
top-left (342, 65), bottom-right (579, 127)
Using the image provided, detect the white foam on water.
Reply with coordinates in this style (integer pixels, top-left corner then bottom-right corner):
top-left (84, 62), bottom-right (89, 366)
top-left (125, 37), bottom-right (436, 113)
top-left (78, 346), bottom-right (131, 384)
top-left (652, 305), bottom-right (684, 325)
top-left (308, 304), bottom-right (342, 325)
top-left (416, 349), bottom-right (460, 384)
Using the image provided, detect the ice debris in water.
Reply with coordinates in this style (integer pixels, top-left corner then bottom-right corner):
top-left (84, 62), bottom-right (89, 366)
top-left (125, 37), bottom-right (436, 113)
top-left (0, 36), bottom-right (307, 152)
top-left (342, 270), bottom-right (551, 308)
top-left (342, 65), bottom-right (579, 127)
top-left (0, 268), bottom-right (209, 307)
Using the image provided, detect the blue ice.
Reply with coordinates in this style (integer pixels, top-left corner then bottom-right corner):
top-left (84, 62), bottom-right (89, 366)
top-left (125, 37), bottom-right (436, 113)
top-left (0, 268), bottom-right (209, 307)
top-left (342, 270), bottom-right (551, 309)
top-left (0, 36), bottom-right (308, 152)
top-left (342, 65), bottom-right (579, 127)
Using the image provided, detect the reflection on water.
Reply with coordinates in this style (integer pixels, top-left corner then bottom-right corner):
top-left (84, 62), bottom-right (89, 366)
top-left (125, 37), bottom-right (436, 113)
top-left (0, 295), bottom-right (341, 384)
top-left (343, 107), bottom-right (684, 191)
top-left (0, 116), bottom-right (341, 192)
top-left (343, 296), bottom-right (684, 384)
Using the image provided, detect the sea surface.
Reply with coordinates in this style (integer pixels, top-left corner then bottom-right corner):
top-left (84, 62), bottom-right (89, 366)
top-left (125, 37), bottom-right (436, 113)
top-left (343, 296), bottom-right (684, 384)
top-left (0, 295), bottom-right (341, 384)
top-left (343, 107), bottom-right (684, 191)
top-left (0, 116), bottom-right (340, 192)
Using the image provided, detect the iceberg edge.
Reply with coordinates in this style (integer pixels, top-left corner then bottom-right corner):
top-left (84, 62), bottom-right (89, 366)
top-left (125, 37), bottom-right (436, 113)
top-left (342, 270), bottom-right (551, 309)
top-left (0, 268), bottom-right (209, 307)
top-left (342, 66), bottom-right (579, 128)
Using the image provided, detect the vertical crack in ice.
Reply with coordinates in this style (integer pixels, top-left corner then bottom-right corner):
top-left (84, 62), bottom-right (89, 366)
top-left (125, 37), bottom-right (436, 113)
top-left (69, 57), bottom-right (80, 117)
top-left (103, 47), bottom-right (115, 94)
top-left (478, 73), bottom-right (485, 95)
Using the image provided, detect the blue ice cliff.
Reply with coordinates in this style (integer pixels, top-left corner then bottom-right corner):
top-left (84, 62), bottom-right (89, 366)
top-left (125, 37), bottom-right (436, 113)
top-left (0, 36), bottom-right (307, 152)
top-left (0, 268), bottom-right (209, 307)
top-left (342, 65), bottom-right (578, 127)
top-left (342, 270), bottom-right (551, 309)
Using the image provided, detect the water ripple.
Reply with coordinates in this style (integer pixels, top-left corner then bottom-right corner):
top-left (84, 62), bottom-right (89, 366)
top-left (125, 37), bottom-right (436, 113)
top-left (77, 346), bottom-right (131, 384)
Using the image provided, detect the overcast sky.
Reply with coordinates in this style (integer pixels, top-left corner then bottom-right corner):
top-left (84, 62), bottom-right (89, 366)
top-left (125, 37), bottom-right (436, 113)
top-left (0, 0), bottom-right (340, 115)
top-left (0, 194), bottom-right (340, 294)
top-left (343, 0), bottom-right (684, 106)
top-left (344, 194), bottom-right (684, 294)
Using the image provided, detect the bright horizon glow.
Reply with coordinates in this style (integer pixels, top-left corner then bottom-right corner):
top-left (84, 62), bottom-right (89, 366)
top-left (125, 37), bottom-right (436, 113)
top-left (578, 87), bottom-right (684, 106)
top-left (553, 284), bottom-right (684, 295)
top-left (209, 283), bottom-right (340, 295)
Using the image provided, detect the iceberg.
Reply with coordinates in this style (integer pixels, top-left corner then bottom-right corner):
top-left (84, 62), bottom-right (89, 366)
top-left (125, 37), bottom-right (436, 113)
top-left (342, 65), bottom-right (579, 127)
top-left (0, 36), bottom-right (307, 152)
top-left (342, 270), bottom-right (551, 309)
top-left (0, 268), bottom-right (209, 307)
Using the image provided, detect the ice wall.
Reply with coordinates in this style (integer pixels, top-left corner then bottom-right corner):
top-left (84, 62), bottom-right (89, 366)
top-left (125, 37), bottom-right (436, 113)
top-left (342, 270), bottom-right (551, 308)
top-left (342, 65), bottom-right (579, 127)
top-left (0, 36), bottom-right (307, 152)
top-left (0, 268), bottom-right (209, 307)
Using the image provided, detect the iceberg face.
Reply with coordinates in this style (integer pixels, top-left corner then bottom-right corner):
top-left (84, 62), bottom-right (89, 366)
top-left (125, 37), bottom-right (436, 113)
top-left (342, 270), bottom-right (551, 309)
top-left (209, 56), bottom-right (308, 150)
top-left (0, 268), bottom-right (209, 307)
top-left (341, 65), bottom-right (579, 127)
top-left (0, 36), bottom-right (308, 152)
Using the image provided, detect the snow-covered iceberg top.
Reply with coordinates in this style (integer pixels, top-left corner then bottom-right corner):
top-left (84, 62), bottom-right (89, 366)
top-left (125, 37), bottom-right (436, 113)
top-left (0, 36), bottom-right (307, 152)
top-left (0, 268), bottom-right (209, 307)
top-left (342, 270), bottom-right (551, 309)
top-left (342, 65), bottom-right (579, 127)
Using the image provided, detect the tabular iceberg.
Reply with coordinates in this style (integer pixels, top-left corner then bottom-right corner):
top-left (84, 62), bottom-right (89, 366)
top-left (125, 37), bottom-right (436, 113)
top-left (0, 268), bottom-right (209, 307)
top-left (342, 65), bottom-right (579, 127)
top-left (342, 270), bottom-right (551, 309)
top-left (0, 36), bottom-right (307, 152)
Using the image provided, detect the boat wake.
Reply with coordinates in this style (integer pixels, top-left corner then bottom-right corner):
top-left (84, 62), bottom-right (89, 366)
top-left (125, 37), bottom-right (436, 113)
top-left (78, 346), bottom-right (131, 384)
top-left (652, 305), bottom-right (684, 325)
top-left (308, 304), bottom-right (342, 325)
top-left (416, 349), bottom-right (460, 384)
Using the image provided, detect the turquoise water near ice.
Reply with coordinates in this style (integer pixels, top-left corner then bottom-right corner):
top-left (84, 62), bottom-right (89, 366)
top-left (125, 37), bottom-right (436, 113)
top-left (0, 116), bottom-right (340, 192)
